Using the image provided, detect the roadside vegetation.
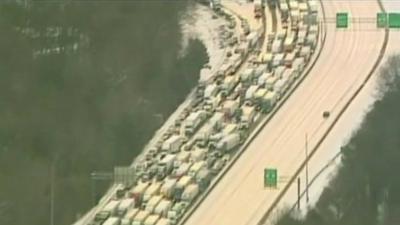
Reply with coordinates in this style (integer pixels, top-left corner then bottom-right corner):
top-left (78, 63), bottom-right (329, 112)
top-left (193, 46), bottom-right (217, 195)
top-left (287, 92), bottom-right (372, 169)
top-left (276, 55), bottom-right (400, 225)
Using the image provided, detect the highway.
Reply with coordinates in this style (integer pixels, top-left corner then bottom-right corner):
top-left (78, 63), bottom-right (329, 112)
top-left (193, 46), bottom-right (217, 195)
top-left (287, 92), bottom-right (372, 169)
top-left (184, 1), bottom-right (386, 225)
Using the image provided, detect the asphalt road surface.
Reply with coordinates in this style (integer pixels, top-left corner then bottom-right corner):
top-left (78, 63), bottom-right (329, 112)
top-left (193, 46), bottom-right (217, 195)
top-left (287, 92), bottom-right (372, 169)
top-left (184, 1), bottom-right (385, 225)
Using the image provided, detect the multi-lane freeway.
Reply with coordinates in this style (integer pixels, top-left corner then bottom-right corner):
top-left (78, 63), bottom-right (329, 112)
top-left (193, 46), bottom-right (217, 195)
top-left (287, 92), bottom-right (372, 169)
top-left (184, 1), bottom-right (387, 225)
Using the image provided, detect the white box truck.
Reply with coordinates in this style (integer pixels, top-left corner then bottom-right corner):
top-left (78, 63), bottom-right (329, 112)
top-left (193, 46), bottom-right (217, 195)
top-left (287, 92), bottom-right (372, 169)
top-left (162, 135), bottom-right (183, 153)
top-left (184, 111), bottom-right (206, 135)
top-left (216, 133), bottom-right (241, 152)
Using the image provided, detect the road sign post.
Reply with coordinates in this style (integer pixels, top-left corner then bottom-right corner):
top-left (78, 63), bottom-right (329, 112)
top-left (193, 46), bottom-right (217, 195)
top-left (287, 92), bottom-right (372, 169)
top-left (264, 168), bottom-right (278, 188)
top-left (377, 12), bottom-right (388, 28)
top-left (336, 12), bottom-right (348, 28)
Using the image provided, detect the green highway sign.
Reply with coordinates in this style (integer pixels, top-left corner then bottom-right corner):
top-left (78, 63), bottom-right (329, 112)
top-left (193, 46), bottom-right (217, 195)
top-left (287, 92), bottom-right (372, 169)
top-left (264, 168), bottom-right (278, 188)
top-left (388, 13), bottom-right (400, 28)
top-left (377, 12), bottom-right (388, 28)
top-left (336, 12), bottom-right (349, 28)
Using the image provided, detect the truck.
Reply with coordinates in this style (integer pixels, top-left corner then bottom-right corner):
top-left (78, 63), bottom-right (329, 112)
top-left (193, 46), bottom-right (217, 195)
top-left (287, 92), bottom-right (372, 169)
top-left (195, 168), bottom-right (212, 191)
top-left (265, 76), bottom-right (279, 91)
top-left (222, 75), bottom-right (239, 96)
top-left (209, 112), bottom-right (224, 130)
top-left (222, 100), bottom-right (240, 118)
top-left (280, 2), bottom-right (289, 21)
top-left (184, 110), bottom-right (206, 135)
top-left (167, 203), bottom-right (186, 224)
top-left (292, 57), bottom-right (305, 73)
top-left (121, 208), bottom-right (139, 225)
top-left (103, 217), bottom-right (120, 225)
top-left (158, 154), bottom-right (176, 178)
top-left (275, 65), bottom-right (286, 78)
top-left (306, 33), bottom-right (317, 48)
top-left (289, 1), bottom-right (299, 10)
top-left (94, 211), bottom-right (111, 224)
top-left (300, 46), bottom-right (312, 62)
top-left (245, 85), bottom-right (258, 100)
top-left (217, 133), bottom-right (241, 152)
top-left (190, 148), bottom-right (207, 163)
top-left (161, 135), bottom-right (183, 153)
top-left (230, 53), bottom-right (242, 72)
top-left (103, 200), bottom-right (120, 216)
top-left (204, 83), bottom-right (219, 99)
top-left (290, 9), bottom-right (300, 24)
top-left (254, 64), bottom-right (267, 78)
top-left (222, 123), bottom-right (238, 136)
top-left (254, 0), bottom-right (263, 18)
top-left (254, 88), bottom-right (268, 105)
top-left (218, 63), bottom-right (233, 76)
top-left (283, 34), bottom-right (295, 52)
top-left (247, 32), bottom-right (259, 48)
top-left (284, 52), bottom-right (296, 67)
top-left (271, 39), bottom-right (283, 53)
top-left (160, 178), bottom-right (177, 198)
top-left (188, 161), bottom-right (206, 178)
top-left (175, 176), bottom-right (192, 200)
top-left (258, 72), bottom-right (273, 86)
top-left (144, 214), bottom-right (159, 225)
top-left (276, 30), bottom-right (287, 40)
top-left (309, 25), bottom-right (318, 35)
top-left (297, 30), bottom-right (308, 45)
top-left (176, 151), bottom-right (190, 164)
top-left (117, 198), bottom-right (135, 216)
top-left (130, 182), bottom-right (150, 206)
top-left (196, 125), bottom-right (213, 148)
top-left (240, 67), bottom-right (254, 83)
top-left (181, 184), bottom-right (200, 203)
top-left (308, 0), bottom-right (318, 13)
top-left (261, 91), bottom-right (278, 113)
top-left (143, 182), bottom-right (162, 204)
top-left (145, 195), bottom-right (163, 213)
top-left (174, 162), bottom-right (191, 178)
top-left (274, 78), bottom-right (290, 98)
top-left (240, 105), bottom-right (256, 129)
top-left (272, 53), bottom-right (285, 68)
top-left (283, 68), bottom-right (296, 82)
top-left (132, 211), bottom-right (150, 225)
top-left (154, 199), bottom-right (172, 217)
top-left (204, 94), bottom-right (222, 113)
top-left (156, 218), bottom-right (171, 225)
top-left (299, 2), bottom-right (309, 12)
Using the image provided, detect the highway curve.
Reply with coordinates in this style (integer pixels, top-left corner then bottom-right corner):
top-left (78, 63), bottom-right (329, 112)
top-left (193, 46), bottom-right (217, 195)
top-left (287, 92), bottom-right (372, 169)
top-left (184, 1), bottom-right (386, 225)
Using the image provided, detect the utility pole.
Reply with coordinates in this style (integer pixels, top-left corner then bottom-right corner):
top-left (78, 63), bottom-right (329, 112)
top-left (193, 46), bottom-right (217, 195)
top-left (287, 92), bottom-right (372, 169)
top-left (305, 133), bottom-right (309, 203)
top-left (297, 177), bottom-right (301, 210)
top-left (50, 161), bottom-right (55, 225)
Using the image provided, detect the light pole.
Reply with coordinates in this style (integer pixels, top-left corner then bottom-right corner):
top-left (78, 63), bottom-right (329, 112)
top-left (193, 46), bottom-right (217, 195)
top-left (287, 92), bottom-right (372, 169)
top-left (305, 133), bottom-right (309, 203)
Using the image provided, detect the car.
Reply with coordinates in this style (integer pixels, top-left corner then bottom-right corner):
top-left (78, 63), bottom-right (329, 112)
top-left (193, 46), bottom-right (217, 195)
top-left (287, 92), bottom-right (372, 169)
top-left (94, 211), bottom-right (110, 223)
top-left (211, 159), bottom-right (224, 174)
top-left (323, 111), bottom-right (330, 118)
